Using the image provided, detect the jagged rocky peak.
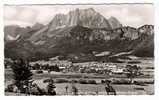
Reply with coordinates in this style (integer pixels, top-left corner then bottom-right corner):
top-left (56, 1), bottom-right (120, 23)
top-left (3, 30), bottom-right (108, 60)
top-left (138, 25), bottom-right (154, 35)
top-left (48, 8), bottom-right (113, 30)
top-left (78, 8), bottom-right (96, 15)
top-left (69, 8), bottom-right (96, 17)
top-left (122, 26), bottom-right (138, 40)
top-left (108, 16), bottom-right (122, 29)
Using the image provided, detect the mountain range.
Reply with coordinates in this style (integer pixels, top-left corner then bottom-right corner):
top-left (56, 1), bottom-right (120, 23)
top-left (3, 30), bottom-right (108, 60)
top-left (4, 8), bottom-right (154, 62)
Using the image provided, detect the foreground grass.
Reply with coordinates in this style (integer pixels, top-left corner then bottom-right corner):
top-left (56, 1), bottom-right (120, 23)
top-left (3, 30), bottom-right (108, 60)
top-left (5, 68), bottom-right (154, 95)
top-left (5, 83), bottom-right (154, 95)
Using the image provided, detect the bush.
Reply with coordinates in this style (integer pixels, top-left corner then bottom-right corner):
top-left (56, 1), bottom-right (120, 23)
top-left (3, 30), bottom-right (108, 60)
top-left (78, 79), bottom-right (97, 84)
top-left (55, 79), bottom-right (69, 83)
top-left (101, 80), bottom-right (105, 84)
top-left (36, 70), bottom-right (43, 74)
top-left (128, 61), bottom-right (141, 64)
top-left (71, 80), bottom-right (78, 83)
top-left (5, 88), bottom-right (8, 92)
top-left (146, 67), bottom-right (154, 69)
top-left (43, 78), bottom-right (51, 83)
top-left (6, 84), bottom-right (14, 92)
top-left (134, 87), bottom-right (145, 91)
top-left (144, 80), bottom-right (154, 84)
top-left (134, 81), bottom-right (146, 86)
top-left (112, 79), bottom-right (130, 84)
top-left (134, 80), bottom-right (154, 85)
top-left (78, 79), bottom-right (88, 84)
top-left (87, 80), bottom-right (97, 84)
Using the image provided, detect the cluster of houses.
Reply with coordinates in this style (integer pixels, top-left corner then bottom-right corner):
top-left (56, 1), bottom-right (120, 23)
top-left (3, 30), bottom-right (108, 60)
top-left (28, 58), bottom-right (125, 75)
top-left (72, 62), bottom-right (124, 74)
top-left (5, 57), bottom-right (125, 75)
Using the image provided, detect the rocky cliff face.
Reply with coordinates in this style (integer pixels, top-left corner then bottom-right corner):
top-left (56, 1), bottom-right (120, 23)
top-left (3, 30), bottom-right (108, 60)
top-left (48, 8), bottom-right (112, 31)
top-left (108, 16), bottom-right (122, 29)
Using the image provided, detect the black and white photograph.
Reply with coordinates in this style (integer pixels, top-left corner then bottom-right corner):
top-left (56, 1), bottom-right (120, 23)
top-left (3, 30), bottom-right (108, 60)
top-left (3, 3), bottom-right (154, 96)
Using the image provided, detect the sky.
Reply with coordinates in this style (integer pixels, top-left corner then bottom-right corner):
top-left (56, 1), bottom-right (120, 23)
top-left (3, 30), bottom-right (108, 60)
top-left (3, 4), bottom-right (154, 28)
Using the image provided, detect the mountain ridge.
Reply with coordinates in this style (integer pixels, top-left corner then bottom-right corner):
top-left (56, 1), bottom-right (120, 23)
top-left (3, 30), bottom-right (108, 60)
top-left (4, 24), bottom-right (154, 60)
top-left (4, 8), bottom-right (154, 61)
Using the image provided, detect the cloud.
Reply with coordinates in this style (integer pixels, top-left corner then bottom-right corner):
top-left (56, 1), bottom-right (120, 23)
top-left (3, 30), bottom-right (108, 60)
top-left (4, 6), bottom-right (37, 26)
top-left (4, 6), bottom-right (17, 20)
top-left (4, 20), bottom-right (32, 27)
top-left (97, 4), bottom-right (154, 27)
top-left (17, 7), bottom-right (37, 23)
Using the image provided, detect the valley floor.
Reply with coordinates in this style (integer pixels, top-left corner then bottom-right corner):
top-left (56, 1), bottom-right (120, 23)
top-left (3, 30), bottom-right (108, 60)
top-left (5, 57), bottom-right (154, 95)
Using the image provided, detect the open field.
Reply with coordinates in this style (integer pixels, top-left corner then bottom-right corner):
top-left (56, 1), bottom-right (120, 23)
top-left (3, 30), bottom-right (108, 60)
top-left (5, 69), bottom-right (154, 82)
top-left (5, 81), bottom-right (154, 95)
top-left (5, 70), bottom-right (154, 95)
